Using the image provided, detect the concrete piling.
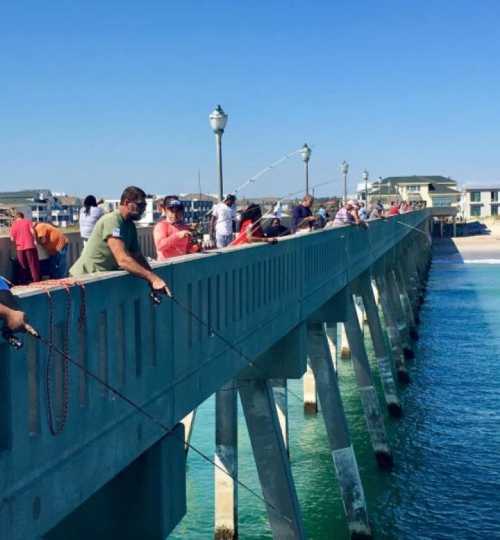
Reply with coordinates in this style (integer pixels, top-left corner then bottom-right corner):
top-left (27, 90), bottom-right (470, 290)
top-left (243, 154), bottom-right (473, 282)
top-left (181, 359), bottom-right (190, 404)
top-left (215, 382), bottom-right (238, 540)
top-left (303, 361), bottom-right (318, 414)
top-left (385, 271), bottom-right (415, 360)
top-left (339, 323), bottom-right (351, 359)
top-left (343, 293), bottom-right (394, 469)
top-left (239, 380), bottom-right (306, 539)
top-left (307, 321), bottom-right (371, 539)
top-left (271, 379), bottom-right (289, 456)
top-left (325, 323), bottom-right (338, 370)
top-left (374, 274), bottom-right (410, 384)
top-left (357, 275), bottom-right (402, 418)
top-left (181, 409), bottom-right (197, 454)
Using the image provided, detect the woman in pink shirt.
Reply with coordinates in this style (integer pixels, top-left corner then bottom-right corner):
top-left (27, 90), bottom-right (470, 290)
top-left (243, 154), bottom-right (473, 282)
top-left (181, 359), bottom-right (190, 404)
top-left (153, 196), bottom-right (200, 260)
top-left (9, 212), bottom-right (40, 283)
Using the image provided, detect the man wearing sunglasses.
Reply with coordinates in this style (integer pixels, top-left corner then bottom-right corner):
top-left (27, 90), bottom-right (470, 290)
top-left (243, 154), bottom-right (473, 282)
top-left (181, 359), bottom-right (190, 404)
top-left (70, 186), bottom-right (170, 295)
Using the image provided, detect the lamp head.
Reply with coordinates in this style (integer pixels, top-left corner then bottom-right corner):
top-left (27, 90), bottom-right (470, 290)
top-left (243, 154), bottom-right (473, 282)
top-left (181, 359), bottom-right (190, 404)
top-left (209, 105), bottom-right (228, 134)
top-left (300, 143), bottom-right (312, 163)
top-left (341, 160), bottom-right (349, 175)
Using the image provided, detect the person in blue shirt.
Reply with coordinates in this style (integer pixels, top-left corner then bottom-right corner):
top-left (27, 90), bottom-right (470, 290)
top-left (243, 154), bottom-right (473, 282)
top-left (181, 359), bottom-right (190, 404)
top-left (0, 276), bottom-right (27, 334)
top-left (292, 195), bottom-right (316, 232)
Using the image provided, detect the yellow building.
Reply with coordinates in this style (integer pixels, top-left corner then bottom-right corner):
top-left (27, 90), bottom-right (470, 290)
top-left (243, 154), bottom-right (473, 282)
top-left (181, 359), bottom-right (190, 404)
top-left (369, 176), bottom-right (461, 208)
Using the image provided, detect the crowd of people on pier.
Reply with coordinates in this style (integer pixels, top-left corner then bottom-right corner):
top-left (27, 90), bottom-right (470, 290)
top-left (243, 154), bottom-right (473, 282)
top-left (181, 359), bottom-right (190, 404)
top-left (0, 185), bottom-right (424, 337)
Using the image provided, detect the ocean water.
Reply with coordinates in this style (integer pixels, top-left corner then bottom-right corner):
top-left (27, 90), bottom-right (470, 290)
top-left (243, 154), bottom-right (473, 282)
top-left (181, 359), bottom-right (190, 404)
top-left (170, 260), bottom-right (500, 539)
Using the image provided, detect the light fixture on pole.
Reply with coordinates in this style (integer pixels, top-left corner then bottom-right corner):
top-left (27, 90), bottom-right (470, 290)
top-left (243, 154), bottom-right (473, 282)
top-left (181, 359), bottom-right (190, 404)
top-left (300, 143), bottom-right (312, 195)
top-left (363, 169), bottom-right (369, 204)
top-left (341, 160), bottom-right (349, 204)
top-left (209, 105), bottom-right (228, 201)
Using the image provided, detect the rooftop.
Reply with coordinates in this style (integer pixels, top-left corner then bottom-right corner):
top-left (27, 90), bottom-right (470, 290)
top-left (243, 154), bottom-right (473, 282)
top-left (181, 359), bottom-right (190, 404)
top-left (380, 175), bottom-right (458, 186)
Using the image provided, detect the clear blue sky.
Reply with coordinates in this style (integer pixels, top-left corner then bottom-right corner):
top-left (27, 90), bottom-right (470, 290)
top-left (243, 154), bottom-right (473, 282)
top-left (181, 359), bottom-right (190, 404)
top-left (1, 1), bottom-right (500, 199)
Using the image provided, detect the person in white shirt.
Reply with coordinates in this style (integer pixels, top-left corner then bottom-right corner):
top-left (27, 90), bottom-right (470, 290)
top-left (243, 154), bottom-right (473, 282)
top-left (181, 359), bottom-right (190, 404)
top-left (210, 194), bottom-right (236, 248)
top-left (79, 195), bottom-right (104, 244)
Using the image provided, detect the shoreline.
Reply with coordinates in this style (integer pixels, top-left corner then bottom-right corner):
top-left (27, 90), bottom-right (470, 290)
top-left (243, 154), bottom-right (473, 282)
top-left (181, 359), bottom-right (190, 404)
top-left (433, 226), bottom-right (500, 262)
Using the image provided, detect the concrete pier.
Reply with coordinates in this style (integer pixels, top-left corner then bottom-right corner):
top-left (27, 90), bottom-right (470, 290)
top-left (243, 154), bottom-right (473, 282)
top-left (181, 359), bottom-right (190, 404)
top-left (3, 209), bottom-right (431, 539)
top-left (307, 321), bottom-right (371, 539)
top-left (356, 274), bottom-right (402, 417)
top-left (343, 292), bottom-right (393, 469)
top-left (215, 382), bottom-right (238, 539)
top-left (239, 380), bottom-right (305, 539)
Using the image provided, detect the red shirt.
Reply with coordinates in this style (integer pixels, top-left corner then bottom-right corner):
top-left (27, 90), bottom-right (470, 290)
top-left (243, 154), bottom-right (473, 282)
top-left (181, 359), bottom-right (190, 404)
top-left (231, 219), bottom-right (264, 246)
top-left (10, 218), bottom-right (36, 250)
top-left (388, 206), bottom-right (400, 216)
top-left (153, 220), bottom-right (200, 260)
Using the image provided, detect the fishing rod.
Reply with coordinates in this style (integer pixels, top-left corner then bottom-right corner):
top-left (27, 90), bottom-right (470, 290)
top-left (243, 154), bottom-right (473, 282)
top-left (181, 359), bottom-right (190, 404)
top-left (231, 147), bottom-right (305, 196)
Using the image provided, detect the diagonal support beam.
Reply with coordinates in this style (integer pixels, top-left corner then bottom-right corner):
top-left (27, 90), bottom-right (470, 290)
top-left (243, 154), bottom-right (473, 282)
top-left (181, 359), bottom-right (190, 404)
top-left (239, 379), bottom-right (305, 539)
top-left (357, 274), bottom-right (402, 418)
top-left (307, 321), bottom-right (371, 539)
top-left (343, 291), bottom-right (394, 470)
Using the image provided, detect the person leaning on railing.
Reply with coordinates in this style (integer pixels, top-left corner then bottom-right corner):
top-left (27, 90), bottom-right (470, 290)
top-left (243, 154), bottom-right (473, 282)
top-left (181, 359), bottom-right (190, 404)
top-left (230, 204), bottom-right (277, 246)
top-left (153, 196), bottom-right (201, 260)
top-left (69, 186), bottom-right (171, 296)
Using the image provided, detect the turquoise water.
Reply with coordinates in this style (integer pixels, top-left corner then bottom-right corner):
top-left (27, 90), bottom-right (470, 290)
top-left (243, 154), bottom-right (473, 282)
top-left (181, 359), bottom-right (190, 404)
top-left (171, 261), bottom-right (500, 539)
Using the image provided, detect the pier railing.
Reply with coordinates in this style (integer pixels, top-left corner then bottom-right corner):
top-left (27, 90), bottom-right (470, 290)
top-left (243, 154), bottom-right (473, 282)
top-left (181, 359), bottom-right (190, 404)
top-left (0, 210), bottom-right (429, 538)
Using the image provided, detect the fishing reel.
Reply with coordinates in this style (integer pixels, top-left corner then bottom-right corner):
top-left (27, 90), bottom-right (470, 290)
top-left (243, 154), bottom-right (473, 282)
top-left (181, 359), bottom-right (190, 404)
top-left (149, 286), bottom-right (172, 305)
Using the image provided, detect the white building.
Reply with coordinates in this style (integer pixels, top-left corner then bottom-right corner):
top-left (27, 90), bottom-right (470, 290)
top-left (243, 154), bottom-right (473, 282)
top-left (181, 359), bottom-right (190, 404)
top-left (462, 187), bottom-right (500, 219)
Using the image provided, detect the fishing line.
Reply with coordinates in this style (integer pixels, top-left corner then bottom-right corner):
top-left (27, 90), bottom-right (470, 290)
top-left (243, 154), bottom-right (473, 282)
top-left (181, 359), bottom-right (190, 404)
top-left (232, 147), bottom-right (304, 196)
top-left (32, 332), bottom-right (293, 525)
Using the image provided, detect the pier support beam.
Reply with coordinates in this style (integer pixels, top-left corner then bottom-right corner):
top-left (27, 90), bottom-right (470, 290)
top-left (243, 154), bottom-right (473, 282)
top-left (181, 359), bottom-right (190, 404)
top-left (325, 323), bottom-right (338, 370)
top-left (357, 275), bottom-right (401, 417)
top-left (339, 323), bottom-right (351, 359)
top-left (271, 379), bottom-right (289, 455)
top-left (46, 425), bottom-right (186, 540)
top-left (385, 271), bottom-right (414, 360)
top-left (303, 361), bottom-right (318, 414)
top-left (239, 380), bottom-right (305, 539)
top-left (182, 409), bottom-right (197, 454)
top-left (343, 292), bottom-right (393, 469)
top-left (374, 274), bottom-right (410, 384)
top-left (394, 263), bottom-right (418, 340)
top-left (307, 321), bottom-right (371, 539)
top-left (215, 382), bottom-right (238, 540)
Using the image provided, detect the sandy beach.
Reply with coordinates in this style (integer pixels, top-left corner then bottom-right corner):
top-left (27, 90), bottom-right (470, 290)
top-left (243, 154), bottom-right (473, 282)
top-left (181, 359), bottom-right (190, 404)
top-left (433, 222), bottom-right (500, 262)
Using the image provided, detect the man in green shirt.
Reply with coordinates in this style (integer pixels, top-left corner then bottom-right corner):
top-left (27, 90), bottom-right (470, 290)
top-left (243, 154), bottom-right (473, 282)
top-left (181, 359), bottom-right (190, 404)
top-left (70, 186), bottom-right (170, 295)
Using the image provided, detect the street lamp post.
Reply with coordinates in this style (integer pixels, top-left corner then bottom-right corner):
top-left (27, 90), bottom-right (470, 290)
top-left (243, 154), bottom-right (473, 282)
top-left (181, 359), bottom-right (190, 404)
top-left (209, 105), bottom-right (228, 201)
top-left (363, 169), bottom-right (369, 204)
top-left (341, 160), bottom-right (349, 204)
top-left (300, 143), bottom-right (312, 195)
